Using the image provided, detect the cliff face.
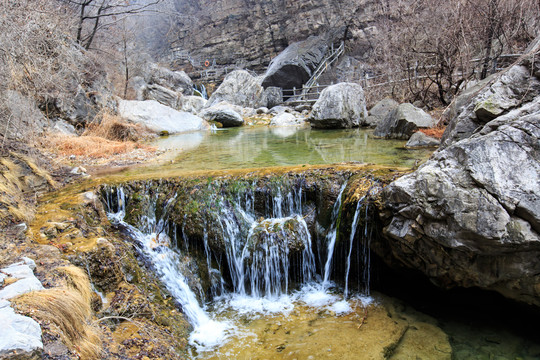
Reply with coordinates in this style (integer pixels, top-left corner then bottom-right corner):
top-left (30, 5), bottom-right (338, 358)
top-left (167, 0), bottom-right (377, 79)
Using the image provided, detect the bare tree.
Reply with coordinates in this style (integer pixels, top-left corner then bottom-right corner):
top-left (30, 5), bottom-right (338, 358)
top-left (370, 0), bottom-right (540, 106)
top-left (60, 0), bottom-right (161, 50)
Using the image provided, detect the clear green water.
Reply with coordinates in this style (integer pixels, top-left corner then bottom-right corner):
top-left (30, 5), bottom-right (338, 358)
top-left (151, 127), bottom-right (434, 172)
top-left (102, 125), bottom-right (540, 359)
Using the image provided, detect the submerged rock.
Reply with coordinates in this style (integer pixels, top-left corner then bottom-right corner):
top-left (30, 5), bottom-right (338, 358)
top-left (118, 99), bottom-right (209, 134)
top-left (309, 83), bottom-right (368, 129)
top-left (373, 103), bottom-right (436, 139)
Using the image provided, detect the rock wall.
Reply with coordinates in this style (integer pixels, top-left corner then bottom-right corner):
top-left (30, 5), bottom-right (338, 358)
top-left (166, 0), bottom-right (378, 78)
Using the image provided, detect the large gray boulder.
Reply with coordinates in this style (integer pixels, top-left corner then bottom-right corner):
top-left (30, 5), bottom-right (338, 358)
top-left (378, 113), bottom-right (540, 306)
top-left (144, 63), bottom-right (194, 95)
top-left (262, 87), bottom-right (283, 109)
top-left (206, 70), bottom-right (265, 108)
top-left (405, 131), bottom-right (440, 148)
top-left (262, 35), bottom-right (329, 91)
top-left (366, 98), bottom-right (399, 127)
top-left (270, 112), bottom-right (305, 127)
top-left (373, 103), bottom-right (436, 139)
top-left (441, 61), bottom-right (540, 148)
top-left (0, 301), bottom-right (43, 359)
top-left (181, 96), bottom-right (207, 115)
top-left (200, 104), bottom-right (244, 128)
top-left (308, 83), bottom-right (368, 129)
top-left (0, 259), bottom-right (45, 359)
top-left (377, 44), bottom-right (540, 306)
top-left (142, 84), bottom-right (182, 109)
top-left (118, 100), bottom-right (209, 134)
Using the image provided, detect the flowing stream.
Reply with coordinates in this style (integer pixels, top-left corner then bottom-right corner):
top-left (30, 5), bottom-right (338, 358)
top-left (102, 177), bottom-right (382, 356)
top-left (94, 128), bottom-right (540, 359)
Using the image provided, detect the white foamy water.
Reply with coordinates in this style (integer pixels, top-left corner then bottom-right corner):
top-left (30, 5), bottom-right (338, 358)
top-left (104, 187), bottom-right (234, 352)
top-left (102, 179), bottom-right (375, 355)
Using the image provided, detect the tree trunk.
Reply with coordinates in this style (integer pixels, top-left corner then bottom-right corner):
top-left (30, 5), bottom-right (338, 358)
top-left (480, 0), bottom-right (498, 80)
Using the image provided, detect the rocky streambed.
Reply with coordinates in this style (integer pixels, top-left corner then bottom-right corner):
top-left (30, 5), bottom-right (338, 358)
top-left (1, 159), bottom-right (531, 359)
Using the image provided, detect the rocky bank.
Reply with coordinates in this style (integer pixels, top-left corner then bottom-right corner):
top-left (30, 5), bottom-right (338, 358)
top-left (378, 42), bottom-right (540, 306)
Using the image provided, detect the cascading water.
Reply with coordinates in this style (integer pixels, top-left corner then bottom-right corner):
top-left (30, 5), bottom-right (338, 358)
top-left (100, 176), bottom-right (377, 354)
top-left (344, 196), bottom-right (364, 298)
top-left (322, 181), bottom-right (348, 288)
top-left (216, 183), bottom-right (314, 300)
top-left (103, 187), bottom-right (232, 351)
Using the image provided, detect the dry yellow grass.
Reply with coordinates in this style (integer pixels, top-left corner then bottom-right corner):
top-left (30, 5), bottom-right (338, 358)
top-left (45, 134), bottom-right (155, 159)
top-left (417, 126), bottom-right (446, 139)
top-left (83, 112), bottom-right (151, 142)
top-left (0, 154), bottom-right (57, 225)
top-left (44, 112), bottom-right (156, 160)
top-left (13, 265), bottom-right (102, 359)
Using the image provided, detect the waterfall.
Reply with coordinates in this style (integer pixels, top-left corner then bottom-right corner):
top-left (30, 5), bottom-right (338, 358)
top-left (99, 176), bottom-right (377, 350)
top-left (103, 187), bottom-right (231, 350)
top-left (344, 196), bottom-right (365, 299)
top-left (216, 184), bottom-right (314, 299)
top-left (322, 182), bottom-right (348, 288)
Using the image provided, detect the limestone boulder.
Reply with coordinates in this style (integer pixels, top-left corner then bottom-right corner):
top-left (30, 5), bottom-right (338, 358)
top-left (405, 132), bottom-right (440, 148)
top-left (200, 103), bottom-right (244, 127)
top-left (144, 63), bottom-right (193, 95)
top-left (373, 103), bottom-right (436, 139)
top-left (308, 83), bottom-right (368, 129)
top-left (118, 100), bottom-right (209, 134)
top-left (142, 84), bottom-right (182, 109)
top-left (51, 120), bottom-right (77, 136)
top-left (366, 98), bottom-right (399, 127)
top-left (270, 112), bottom-right (305, 127)
top-left (181, 96), bottom-right (207, 115)
top-left (441, 63), bottom-right (540, 148)
top-left (0, 259), bottom-right (44, 359)
top-left (378, 112), bottom-right (540, 306)
top-left (262, 87), bottom-right (283, 109)
top-left (206, 70), bottom-right (265, 108)
top-left (0, 302), bottom-right (43, 359)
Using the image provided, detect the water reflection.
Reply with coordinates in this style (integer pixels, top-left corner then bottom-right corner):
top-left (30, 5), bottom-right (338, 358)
top-left (152, 127), bottom-right (433, 171)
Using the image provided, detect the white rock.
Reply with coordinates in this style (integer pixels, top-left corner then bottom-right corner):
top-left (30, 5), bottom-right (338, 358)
top-left (1, 264), bottom-right (34, 279)
top-left (270, 112), bottom-right (304, 127)
top-left (52, 120), bottom-right (77, 136)
top-left (181, 96), bottom-right (207, 114)
top-left (0, 305), bottom-right (43, 357)
top-left (0, 277), bottom-right (44, 300)
top-left (22, 257), bottom-right (36, 271)
top-left (309, 83), bottom-right (368, 129)
top-left (206, 70), bottom-right (265, 108)
top-left (119, 100), bottom-right (209, 134)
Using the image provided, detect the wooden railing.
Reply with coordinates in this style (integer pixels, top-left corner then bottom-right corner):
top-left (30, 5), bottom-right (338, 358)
top-left (282, 41), bottom-right (346, 105)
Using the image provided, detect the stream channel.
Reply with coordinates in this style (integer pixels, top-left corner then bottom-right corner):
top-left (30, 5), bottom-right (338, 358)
top-left (53, 127), bottom-right (540, 358)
